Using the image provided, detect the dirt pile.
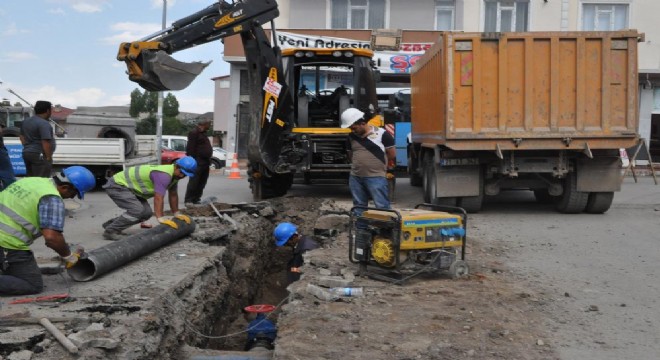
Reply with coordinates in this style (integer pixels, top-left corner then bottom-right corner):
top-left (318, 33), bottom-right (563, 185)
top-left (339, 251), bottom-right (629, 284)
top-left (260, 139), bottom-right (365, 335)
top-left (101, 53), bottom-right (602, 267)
top-left (254, 197), bottom-right (561, 360)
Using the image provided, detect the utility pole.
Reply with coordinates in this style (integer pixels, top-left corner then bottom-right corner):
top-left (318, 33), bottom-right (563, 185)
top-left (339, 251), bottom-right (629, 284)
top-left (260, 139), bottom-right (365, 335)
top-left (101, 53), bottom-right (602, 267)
top-left (156, 0), bottom-right (167, 165)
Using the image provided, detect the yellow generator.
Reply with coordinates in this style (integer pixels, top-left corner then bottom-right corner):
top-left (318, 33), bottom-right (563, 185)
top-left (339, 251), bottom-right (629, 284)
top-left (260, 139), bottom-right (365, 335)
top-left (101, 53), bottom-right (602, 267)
top-left (349, 204), bottom-right (468, 283)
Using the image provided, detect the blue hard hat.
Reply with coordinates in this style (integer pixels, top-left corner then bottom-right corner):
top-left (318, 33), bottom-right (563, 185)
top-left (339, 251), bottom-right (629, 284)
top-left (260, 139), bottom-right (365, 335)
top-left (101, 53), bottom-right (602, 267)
top-left (61, 166), bottom-right (96, 199)
top-left (273, 222), bottom-right (297, 246)
top-left (175, 156), bottom-right (197, 177)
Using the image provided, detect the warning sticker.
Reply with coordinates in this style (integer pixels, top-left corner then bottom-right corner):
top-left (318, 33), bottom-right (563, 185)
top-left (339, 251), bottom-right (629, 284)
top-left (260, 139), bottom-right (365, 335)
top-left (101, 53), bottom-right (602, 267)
top-left (263, 78), bottom-right (282, 97)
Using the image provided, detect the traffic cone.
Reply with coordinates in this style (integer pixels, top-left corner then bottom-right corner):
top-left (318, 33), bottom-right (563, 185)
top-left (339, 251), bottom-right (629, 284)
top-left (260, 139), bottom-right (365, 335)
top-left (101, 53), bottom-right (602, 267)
top-left (227, 153), bottom-right (242, 179)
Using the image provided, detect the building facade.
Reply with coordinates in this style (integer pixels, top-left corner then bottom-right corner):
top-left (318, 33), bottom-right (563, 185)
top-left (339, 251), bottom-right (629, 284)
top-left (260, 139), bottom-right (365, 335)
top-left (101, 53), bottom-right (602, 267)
top-left (214, 0), bottom-right (660, 157)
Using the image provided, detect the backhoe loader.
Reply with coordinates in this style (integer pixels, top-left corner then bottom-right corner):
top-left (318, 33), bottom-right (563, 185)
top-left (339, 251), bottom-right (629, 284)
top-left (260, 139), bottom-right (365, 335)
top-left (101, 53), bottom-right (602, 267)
top-left (117, 0), bottom-right (381, 199)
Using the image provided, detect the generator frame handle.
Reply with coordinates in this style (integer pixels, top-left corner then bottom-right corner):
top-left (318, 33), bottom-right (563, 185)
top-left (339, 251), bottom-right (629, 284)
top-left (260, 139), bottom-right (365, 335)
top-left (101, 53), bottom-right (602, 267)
top-left (414, 203), bottom-right (468, 261)
top-left (348, 205), bottom-right (403, 266)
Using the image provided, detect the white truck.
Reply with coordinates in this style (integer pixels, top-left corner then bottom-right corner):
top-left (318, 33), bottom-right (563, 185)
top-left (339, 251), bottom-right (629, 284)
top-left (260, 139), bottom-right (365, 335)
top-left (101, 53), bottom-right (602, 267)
top-left (1, 104), bottom-right (158, 181)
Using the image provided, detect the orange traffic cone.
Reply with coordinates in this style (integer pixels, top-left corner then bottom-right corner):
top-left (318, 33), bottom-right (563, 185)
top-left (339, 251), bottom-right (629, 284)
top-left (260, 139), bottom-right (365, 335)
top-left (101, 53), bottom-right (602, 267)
top-left (227, 153), bottom-right (242, 179)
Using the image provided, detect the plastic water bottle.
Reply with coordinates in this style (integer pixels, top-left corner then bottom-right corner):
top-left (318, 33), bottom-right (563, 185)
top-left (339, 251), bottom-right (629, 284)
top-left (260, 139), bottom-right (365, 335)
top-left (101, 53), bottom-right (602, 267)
top-left (329, 287), bottom-right (364, 297)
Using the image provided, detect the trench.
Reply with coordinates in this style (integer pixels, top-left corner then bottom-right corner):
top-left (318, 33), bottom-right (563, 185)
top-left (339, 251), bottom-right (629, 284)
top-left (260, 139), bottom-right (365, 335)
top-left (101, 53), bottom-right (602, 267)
top-left (141, 197), bottom-right (345, 360)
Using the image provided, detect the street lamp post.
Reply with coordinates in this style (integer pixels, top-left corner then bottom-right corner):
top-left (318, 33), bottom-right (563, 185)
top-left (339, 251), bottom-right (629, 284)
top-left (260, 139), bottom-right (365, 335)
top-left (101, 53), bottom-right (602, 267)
top-left (156, 0), bottom-right (167, 165)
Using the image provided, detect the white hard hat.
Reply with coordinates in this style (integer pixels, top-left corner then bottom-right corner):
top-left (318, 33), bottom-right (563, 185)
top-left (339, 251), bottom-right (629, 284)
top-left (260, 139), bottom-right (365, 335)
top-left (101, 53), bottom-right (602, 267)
top-left (340, 108), bottom-right (365, 128)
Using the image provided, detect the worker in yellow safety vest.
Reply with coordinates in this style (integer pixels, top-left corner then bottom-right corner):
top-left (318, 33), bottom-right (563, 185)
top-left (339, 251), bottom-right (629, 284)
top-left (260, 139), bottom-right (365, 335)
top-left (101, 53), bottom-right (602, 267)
top-left (0, 166), bottom-right (96, 295)
top-left (101, 157), bottom-right (196, 240)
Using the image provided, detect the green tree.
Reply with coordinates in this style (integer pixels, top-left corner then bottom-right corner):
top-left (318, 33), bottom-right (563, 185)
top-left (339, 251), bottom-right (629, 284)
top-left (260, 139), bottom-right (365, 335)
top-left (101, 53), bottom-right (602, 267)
top-left (131, 89), bottom-right (185, 135)
top-left (163, 93), bottom-right (180, 117)
top-left (136, 115), bottom-right (156, 135)
top-left (129, 88), bottom-right (145, 117)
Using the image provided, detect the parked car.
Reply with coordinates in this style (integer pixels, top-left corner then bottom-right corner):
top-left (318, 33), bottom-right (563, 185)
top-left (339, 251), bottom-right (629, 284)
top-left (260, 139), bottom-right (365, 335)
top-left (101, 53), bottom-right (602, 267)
top-left (161, 135), bottom-right (225, 169)
top-left (160, 135), bottom-right (188, 152)
top-left (211, 147), bottom-right (227, 169)
top-left (161, 146), bottom-right (186, 165)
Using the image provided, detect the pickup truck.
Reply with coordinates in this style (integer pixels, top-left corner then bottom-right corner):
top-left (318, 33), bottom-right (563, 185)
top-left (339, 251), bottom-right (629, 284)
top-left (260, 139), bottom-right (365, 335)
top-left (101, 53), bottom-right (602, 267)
top-left (5, 135), bottom-right (158, 181)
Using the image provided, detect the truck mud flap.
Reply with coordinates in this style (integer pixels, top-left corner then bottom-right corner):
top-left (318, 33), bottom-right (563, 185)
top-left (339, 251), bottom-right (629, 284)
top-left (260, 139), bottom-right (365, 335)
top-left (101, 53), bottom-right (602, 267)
top-left (135, 51), bottom-right (210, 91)
top-left (435, 165), bottom-right (481, 197)
top-left (576, 157), bottom-right (622, 192)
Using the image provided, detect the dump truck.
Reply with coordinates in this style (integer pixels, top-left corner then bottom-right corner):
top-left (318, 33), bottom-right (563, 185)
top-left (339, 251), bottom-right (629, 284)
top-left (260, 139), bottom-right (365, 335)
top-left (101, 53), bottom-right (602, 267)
top-left (407, 31), bottom-right (642, 213)
top-left (116, 0), bottom-right (382, 200)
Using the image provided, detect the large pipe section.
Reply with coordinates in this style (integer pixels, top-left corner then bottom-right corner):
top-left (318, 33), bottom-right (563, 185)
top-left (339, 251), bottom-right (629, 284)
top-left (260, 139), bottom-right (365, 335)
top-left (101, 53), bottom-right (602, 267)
top-left (68, 218), bottom-right (195, 281)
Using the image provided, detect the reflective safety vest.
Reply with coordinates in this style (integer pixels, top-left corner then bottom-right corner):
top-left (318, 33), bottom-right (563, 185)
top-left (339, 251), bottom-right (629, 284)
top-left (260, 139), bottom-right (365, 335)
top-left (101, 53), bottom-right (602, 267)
top-left (0, 178), bottom-right (61, 250)
top-left (113, 164), bottom-right (177, 198)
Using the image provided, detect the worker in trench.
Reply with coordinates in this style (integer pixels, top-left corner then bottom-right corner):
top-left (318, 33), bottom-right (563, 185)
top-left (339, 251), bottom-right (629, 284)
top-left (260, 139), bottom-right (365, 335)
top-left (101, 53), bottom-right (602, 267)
top-left (0, 166), bottom-right (96, 295)
top-left (273, 222), bottom-right (319, 282)
top-left (101, 157), bottom-right (196, 240)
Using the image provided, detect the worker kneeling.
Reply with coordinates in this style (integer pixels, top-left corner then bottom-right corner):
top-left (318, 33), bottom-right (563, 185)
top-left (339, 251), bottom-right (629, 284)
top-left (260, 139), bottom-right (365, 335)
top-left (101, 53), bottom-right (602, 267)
top-left (0, 166), bottom-right (96, 295)
top-left (273, 222), bottom-right (319, 283)
top-left (102, 156), bottom-right (196, 240)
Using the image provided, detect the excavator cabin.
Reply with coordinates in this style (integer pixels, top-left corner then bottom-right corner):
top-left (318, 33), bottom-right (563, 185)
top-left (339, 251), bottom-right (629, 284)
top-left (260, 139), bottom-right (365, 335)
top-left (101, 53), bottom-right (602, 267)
top-left (281, 48), bottom-right (379, 129)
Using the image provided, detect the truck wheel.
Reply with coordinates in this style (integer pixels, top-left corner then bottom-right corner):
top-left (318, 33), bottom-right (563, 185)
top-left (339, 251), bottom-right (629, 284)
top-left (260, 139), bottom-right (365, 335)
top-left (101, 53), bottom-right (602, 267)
top-left (422, 154), bottom-right (436, 203)
top-left (555, 172), bottom-right (588, 213)
top-left (585, 192), bottom-right (614, 214)
top-left (408, 148), bottom-right (422, 187)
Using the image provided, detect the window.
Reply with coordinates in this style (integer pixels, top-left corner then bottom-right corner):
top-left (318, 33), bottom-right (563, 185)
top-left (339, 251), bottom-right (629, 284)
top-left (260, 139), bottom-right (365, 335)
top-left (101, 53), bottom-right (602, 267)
top-left (435, 1), bottom-right (455, 30)
top-left (331, 0), bottom-right (386, 29)
top-left (582, 3), bottom-right (629, 31)
top-left (484, 0), bottom-right (529, 32)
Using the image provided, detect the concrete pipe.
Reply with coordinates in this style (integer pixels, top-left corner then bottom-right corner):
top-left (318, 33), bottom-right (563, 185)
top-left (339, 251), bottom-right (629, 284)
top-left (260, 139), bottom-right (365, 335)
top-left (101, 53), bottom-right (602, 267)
top-left (68, 218), bottom-right (195, 282)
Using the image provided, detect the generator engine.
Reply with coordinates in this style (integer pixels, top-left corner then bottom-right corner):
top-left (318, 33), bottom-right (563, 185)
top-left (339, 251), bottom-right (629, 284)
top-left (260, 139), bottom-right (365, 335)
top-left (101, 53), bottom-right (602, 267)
top-left (349, 204), bottom-right (468, 282)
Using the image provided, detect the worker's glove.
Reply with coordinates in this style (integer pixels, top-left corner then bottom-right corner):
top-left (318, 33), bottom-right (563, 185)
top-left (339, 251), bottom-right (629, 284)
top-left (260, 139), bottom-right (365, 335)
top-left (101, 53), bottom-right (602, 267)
top-left (62, 252), bottom-right (81, 269)
top-left (157, 216), bottom-right (178, 229)
top-left (386, 172), bottom-right (396, 180)
top-left (173, 212), bottom-right (191, 224)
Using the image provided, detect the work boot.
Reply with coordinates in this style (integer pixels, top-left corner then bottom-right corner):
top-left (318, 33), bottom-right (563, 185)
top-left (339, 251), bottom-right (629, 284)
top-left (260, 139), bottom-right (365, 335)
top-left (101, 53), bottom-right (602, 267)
top-left (102, 230), bottom-right (124, 241)
top-left (102, 218), bottom-right (115, 229)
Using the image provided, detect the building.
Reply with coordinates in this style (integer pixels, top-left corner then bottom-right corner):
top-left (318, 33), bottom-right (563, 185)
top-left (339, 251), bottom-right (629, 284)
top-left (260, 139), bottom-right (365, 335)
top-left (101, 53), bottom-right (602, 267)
top-left (213, 0), bottom-right (660, 157)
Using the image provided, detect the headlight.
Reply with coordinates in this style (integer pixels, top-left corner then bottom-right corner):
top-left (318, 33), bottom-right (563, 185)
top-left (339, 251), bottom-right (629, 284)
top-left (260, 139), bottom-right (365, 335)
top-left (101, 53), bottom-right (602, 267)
top-left (344, 51), bottom-right (354, 58)
top-left (305, 51), bottom-right (315, 58)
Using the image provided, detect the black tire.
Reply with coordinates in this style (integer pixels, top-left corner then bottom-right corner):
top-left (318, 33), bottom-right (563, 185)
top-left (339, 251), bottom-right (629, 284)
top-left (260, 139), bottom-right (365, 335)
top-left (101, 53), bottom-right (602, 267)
top-left (422, 154), bottom-right (435, 203)
top-left (210, 159), bottom-right (224, 170)
top-left (585, 192), bottom-right (614, 214)
top-left (388, 176), bottom-right (396, 203)
top-left (3, 126), bottom-right (21, 137)
top-left (555, 172), bottom-right (588, 214)
top-left (408, 147), bottom-right (422, 187)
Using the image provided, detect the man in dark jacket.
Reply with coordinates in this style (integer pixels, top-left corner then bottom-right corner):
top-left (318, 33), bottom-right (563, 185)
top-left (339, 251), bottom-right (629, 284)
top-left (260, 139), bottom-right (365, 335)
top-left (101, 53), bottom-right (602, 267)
top-left (185, 118), bottom-right (213, 205)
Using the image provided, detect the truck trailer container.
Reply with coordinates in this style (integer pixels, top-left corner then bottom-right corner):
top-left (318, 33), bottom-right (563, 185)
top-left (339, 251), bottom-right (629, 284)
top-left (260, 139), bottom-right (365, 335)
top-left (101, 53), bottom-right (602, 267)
top-left (408, 30), bottom-right (642, 213)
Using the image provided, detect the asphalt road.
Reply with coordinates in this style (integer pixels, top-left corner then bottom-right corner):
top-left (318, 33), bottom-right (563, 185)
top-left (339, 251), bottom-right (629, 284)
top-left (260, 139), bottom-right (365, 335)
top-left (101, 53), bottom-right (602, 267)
top-left (29, 170), bottom-right (660, 359)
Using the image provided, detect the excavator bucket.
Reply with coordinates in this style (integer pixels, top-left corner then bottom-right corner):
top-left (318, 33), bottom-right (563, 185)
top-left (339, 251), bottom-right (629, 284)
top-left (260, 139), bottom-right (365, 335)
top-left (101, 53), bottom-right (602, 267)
top-left (133, 51), bottom-right (211, 91)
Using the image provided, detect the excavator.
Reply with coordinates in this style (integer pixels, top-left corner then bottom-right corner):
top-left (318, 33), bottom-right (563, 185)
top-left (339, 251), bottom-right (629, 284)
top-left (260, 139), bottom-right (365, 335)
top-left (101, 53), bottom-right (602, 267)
top-left (117, 0), bottom-right (382, 200)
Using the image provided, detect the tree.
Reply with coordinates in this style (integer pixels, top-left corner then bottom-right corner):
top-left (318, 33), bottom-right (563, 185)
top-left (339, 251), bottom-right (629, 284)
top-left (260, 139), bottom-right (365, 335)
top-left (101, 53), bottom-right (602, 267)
top-left (129, 89), bottom-right (145, 117)
top-left (131, 89), bottom-right (185, 135)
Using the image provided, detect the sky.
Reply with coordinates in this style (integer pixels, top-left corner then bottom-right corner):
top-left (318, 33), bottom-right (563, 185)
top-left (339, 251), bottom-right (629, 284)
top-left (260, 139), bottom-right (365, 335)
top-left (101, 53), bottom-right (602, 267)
top-left (0, 0), bottom-right (230, 114)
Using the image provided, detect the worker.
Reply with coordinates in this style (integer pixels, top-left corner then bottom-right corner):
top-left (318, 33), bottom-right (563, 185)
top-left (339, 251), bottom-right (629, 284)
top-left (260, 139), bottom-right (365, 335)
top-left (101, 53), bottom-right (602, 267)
top-left (101, 156), bottom-right (196, 240)
top-left (273, 222), bottom-right (319, 282)
top-left (0, 166), bottom-right (96, 295)
top-left (20, 100), bottom-right (56, 177)
top-left (341, 108), bottom-right (396, 212)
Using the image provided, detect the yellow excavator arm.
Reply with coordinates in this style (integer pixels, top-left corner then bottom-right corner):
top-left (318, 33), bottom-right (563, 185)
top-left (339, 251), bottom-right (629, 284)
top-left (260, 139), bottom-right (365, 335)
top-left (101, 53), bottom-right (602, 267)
top-left (116, 0), bottom-right (279, 91)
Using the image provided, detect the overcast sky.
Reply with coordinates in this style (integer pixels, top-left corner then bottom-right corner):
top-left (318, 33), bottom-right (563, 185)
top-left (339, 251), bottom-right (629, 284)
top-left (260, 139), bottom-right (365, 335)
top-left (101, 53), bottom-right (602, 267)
top-left (0, 0), bottom-right (230, 113)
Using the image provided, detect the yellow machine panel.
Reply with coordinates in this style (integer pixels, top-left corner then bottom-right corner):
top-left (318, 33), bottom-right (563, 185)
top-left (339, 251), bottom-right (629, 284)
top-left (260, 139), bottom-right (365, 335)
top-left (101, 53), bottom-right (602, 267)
top-left (362, 209), bottom-right (464, 250)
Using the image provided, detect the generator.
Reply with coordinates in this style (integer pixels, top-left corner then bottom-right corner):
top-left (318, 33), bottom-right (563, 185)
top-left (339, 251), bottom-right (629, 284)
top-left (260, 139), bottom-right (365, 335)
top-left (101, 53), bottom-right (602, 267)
top-left (349, 203), bottom-right (468, 283)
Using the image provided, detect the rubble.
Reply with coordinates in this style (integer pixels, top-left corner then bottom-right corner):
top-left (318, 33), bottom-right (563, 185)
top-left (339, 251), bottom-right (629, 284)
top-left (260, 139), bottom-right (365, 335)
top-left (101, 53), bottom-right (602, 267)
top-left (0, 197), bottom-right (562, 359)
